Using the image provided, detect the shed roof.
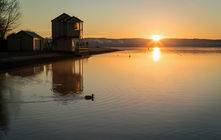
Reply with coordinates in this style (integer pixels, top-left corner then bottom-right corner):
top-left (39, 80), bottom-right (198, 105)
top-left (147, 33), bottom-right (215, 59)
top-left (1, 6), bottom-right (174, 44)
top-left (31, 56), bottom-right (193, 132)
top-left (18, 31), bottom-right (43, 39)
top-left (52, 13), bottom-right (83, 23)
top-left (70, 16), bottom-right (83, 22)
top-left (7, 33), bottom-right (16, 38)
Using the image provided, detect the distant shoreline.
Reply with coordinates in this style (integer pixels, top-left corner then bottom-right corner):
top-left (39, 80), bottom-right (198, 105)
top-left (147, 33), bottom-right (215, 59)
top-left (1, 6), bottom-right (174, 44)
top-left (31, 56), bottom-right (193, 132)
top-left (83, 38), bottom-right (221, 48)
top-left (0, 48), bottom-right (120, 72)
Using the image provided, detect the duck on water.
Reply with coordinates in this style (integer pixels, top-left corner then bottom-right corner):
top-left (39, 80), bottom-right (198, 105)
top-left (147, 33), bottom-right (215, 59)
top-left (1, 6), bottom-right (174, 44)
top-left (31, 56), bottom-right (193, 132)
top-left (85, 94), bottom-right (94, 101)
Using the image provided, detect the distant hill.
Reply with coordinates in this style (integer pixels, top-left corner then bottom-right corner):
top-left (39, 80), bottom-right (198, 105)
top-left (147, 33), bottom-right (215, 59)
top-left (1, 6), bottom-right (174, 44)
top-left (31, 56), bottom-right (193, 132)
top-left (84, 38), bottom-right (221, 48)
top-left (162, 39), bottom-right (221, 47)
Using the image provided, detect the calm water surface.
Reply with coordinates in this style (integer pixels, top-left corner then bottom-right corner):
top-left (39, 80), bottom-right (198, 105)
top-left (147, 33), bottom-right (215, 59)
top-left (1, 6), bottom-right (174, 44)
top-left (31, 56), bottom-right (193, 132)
top-left (0, 47), bottom-right (221, 140)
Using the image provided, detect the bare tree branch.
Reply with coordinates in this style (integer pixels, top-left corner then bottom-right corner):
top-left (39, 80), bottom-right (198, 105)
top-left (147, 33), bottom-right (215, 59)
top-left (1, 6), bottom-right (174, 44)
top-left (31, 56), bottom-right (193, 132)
top-left (0, 0), bottom-right (21, 39)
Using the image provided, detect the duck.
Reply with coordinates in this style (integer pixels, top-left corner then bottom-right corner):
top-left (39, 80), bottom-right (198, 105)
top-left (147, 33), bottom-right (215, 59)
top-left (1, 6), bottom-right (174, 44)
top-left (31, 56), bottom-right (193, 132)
top-left (85, 94), bottom-right (94, 100)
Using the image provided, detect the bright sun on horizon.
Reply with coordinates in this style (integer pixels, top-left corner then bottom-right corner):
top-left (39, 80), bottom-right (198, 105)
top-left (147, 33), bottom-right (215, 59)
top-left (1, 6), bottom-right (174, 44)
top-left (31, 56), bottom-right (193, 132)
top-left (151, 35), bottom-right (162, 42)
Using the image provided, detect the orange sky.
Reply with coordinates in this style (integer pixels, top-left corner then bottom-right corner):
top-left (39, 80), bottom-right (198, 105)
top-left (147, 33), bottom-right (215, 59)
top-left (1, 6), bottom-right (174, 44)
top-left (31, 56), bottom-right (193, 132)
top-left (18, 0), bottom-right (221, 39)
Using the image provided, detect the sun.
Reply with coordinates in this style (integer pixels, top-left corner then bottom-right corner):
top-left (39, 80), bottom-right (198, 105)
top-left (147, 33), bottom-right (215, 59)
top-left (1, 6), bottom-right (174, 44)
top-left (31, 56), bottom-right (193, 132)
top-left (151, 35), bottom-right (162, 42)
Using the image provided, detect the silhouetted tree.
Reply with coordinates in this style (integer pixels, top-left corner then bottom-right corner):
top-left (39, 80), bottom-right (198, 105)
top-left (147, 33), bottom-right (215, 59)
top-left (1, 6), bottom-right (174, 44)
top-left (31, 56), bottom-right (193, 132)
top-left (0, 0), bottom-right (21, 40)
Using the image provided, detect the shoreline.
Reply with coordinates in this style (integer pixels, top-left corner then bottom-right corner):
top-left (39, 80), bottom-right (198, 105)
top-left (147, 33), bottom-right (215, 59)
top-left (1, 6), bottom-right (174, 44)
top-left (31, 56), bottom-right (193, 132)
top-left (0, 48), bottom-right (120, 72)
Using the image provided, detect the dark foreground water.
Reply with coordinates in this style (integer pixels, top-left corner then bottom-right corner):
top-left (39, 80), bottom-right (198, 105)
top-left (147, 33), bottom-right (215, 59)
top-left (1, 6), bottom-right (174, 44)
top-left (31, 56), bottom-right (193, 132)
top-left (0, 47), bottom-right (221, 140)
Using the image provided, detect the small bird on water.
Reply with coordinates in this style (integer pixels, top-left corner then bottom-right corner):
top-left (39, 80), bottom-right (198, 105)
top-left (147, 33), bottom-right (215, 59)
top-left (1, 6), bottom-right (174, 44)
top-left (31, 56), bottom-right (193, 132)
top-left (85, 94), bottom-right (94, 101)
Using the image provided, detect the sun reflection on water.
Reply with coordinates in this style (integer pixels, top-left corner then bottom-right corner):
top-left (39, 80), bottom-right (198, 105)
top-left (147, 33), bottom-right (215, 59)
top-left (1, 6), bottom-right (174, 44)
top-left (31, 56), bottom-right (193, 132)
top-left (152, 47), bottom-right (161, 62)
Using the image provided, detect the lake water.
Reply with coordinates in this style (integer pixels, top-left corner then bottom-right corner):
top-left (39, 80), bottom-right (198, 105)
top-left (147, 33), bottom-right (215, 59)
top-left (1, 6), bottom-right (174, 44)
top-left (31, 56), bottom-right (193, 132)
top-left (0, 47), bottom-right (221, 140)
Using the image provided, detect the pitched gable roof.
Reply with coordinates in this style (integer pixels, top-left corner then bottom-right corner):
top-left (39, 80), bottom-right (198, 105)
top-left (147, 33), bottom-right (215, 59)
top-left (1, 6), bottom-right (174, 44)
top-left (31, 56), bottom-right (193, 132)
top-left (18, 31), bottom-right (43, 39)
top-left (7, 33), bottom-right (16, 38)
top-left (52, 13), bottom-right (71, 22)
top-left (70, 16), bottom-right (83, 22)
top-left (52, 13), bottom-right (83, 23)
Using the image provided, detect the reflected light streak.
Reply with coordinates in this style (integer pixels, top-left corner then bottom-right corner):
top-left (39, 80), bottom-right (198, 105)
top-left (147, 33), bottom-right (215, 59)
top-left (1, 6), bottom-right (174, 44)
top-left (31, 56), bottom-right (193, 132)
top-left (152, 47), bottom-right (161, 62)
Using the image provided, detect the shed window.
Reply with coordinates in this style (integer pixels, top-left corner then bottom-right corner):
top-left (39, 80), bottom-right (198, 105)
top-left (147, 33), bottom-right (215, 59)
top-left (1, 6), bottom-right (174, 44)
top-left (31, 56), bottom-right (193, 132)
top-left (73, 23), bottom-right (79, 30)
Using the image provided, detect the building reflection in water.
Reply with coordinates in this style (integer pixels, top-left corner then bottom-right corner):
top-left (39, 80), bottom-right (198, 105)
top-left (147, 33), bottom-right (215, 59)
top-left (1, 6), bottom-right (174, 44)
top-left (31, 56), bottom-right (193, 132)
top-left (52, 59), bottom-right (84, 96)
top-left (0, 59), bottom-right (85, 135)
top-left (8, 66), bottom-right (44, 77)
top-left (0, 65), bottom-right (43, 136)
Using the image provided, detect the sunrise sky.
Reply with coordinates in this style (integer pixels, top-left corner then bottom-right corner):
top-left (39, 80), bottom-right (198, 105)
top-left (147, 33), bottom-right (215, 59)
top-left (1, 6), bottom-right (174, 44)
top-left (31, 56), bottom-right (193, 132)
top-left (19, 0), bottom-right (221, 39)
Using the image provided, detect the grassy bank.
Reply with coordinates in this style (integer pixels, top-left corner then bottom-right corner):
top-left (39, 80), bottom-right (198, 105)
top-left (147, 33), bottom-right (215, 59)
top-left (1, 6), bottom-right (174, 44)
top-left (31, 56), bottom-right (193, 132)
top-left (0, 48), bottom-right (120, 72)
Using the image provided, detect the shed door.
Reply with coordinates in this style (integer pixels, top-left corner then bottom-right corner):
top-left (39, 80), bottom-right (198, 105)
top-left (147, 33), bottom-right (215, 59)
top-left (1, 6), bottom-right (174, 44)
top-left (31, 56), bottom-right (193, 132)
top-left (34, 38), bottom-right (41, 51)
